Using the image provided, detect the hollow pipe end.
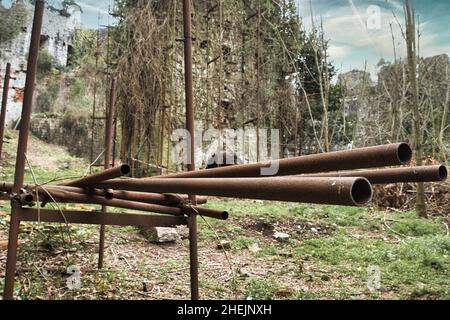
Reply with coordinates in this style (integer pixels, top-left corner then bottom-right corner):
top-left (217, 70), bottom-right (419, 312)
top-left (24, 193), bottom-right (34, 204)
top-left (104, 189), bottom-right (114, 200)
top-left (438, 165), bottom-right (448, 181)
top-left (350, 177), bottom-right (373, 205)
top-left (221, 211), bottom-right (229, 220)
top-left (120, 164), bottom-right (131, 176)
top-left (397, 143), bottom-right (413, 164)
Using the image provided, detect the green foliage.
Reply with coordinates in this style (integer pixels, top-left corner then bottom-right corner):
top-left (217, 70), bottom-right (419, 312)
top-left (231, 236), bottom-right (259, 250)
top-left (37, 49), bottom-right (57, 78)
top-left (62, 107), bottom-right (89, 130)
top-left (72, 28), bottom-right (100, 69)
top-left (36, 78), bottom-right (60, 112)
top-left (68, 78), bottom-right (86, 99)
top-left (0, 2), bottom-right (28, 46)
top-left (245, 278), bottom-right (280, 300)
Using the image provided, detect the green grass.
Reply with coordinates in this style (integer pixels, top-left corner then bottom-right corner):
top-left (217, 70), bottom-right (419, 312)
top-left (202, 198), bottom-right (449, 299)
top-left (245, 278), bottom-right (281, 300)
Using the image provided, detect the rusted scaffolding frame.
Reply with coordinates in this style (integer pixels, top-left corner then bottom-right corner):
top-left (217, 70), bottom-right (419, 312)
top-left (1, 0), bottom-right (199, 300)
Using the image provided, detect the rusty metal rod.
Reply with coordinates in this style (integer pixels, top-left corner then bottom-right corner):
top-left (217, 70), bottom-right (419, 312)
top-left (301, 165), bottom-right (448, 184)
top-left (182, 0), bottom-right (199, 300)
top-left (153, 143), bottom-right (412, 178)
top-left (0, 63), bottom-right (11, 159)
top-left (4, 0), bottom-right (44, 300)
top-left (104, 189), bottom-right (208, 205)
top-left (59, 163), bottom-right (130, 187)
top-left (0, 182), bottom-right (208, 206)
top-left (93, 177), bottom-right (373, 206)
top-left (30, 188), bottom-right (227, 220)
top-left (17, 208), bottom-right (187, 228)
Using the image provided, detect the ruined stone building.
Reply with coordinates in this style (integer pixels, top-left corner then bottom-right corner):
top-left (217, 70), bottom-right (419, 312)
top-left (0, 1), bottom-right (80, 126)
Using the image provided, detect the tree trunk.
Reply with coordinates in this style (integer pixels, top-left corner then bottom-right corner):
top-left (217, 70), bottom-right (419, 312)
top-left (405, 0), bottom-right (427, 218)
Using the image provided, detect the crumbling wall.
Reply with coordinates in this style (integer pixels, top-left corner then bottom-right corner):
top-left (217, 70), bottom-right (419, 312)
top-left (0, 2), bottom-right (80, 127)
top-left (30, 116), bottom-right (104, 159)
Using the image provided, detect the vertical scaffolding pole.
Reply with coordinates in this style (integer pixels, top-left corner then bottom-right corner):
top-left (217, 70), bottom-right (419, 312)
top-left (3, 0), bottom-right (44, 300)
top-left (98, 76), bottom-right (117, 269)
top-left (0, 63), bottom-right (11, 159)
top-left (89, 28), bottom-right (100, 168)
top-left (182, 0), bottom-right (199, 300)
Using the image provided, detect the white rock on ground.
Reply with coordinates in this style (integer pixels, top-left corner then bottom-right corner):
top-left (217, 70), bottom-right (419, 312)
top-left (146, 227), bottom-right (179, 243)
top-left (273, 231), bottom-right (290, 241)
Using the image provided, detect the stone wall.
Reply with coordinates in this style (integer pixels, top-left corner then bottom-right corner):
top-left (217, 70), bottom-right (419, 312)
top-left (30, 116), bottom-right (105, 161)
top-left (0, 2), bottom-right (80, 127)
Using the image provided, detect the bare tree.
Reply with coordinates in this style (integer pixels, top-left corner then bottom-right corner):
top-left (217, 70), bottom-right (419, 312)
top-left (405, 0), bottom-right (426, 218)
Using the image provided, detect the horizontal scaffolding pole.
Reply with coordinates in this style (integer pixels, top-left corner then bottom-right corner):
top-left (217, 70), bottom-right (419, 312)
top-left (39, 188), bottom-right (226, 219)
top-left (106, 190), bottom-right (208, 205)
top-left (17, 208), bottom-right (187, 227)
top-left (92, 177), bottom-right (373, 206)
top-left (0, 183), bottom-right (222, 219)
top-left (300, 165), bottom-right (448, 184)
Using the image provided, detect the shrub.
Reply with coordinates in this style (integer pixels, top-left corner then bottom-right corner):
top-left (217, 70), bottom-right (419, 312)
top-left (0, 3), bottom-right (28, 47)
top-left (36, 79), bottom-right (60, 113)
top-left (37, 49), bottom-right (56, 79)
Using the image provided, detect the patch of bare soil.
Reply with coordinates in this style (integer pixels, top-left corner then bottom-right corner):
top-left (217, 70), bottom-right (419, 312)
top-left (242, 217), bottom-right (336, 238)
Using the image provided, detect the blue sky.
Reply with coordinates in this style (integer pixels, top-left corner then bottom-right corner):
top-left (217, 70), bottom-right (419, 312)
top-left (298, 0), bottom-right (450, 76)
top-left (3, 0), bottom-right (449, 76)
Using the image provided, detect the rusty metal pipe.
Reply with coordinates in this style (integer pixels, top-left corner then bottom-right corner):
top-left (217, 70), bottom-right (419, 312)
top-left (1, 182), bottom-right (208, 206)
top-left (108, 190), bottom-right (207, 205)
top-left (154, 143), bottom-right (412, 178)
top-left (4, 0), bottom-right (45, 300)
top-left (17, 208), bottom-right (188, 228)
top-left (182, 0), bottom-right (199, 300)
top-left (0, 63), bottom-right (11, 159)
top-left (301, 165), bottom-right (448, 184)
top-left (93, 177), bottom-right (373, 206)
top-left (59, 163), bottom-right (130, 187)
top-left (32, 188), bottom-right (226, 220)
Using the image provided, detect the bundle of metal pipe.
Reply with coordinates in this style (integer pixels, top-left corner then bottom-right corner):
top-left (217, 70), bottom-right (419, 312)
top-left (1, 143), bottom-right (446, 213)
top-left (1, 182), bottom-right (207, 206)
top-left (36, 188), bottom-right (226, 220)
top-left (0, 183), bottom-right (228, 220)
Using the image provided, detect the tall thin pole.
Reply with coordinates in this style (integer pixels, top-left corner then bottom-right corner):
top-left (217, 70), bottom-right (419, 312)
top-left (98, 76), bottom-right (117, 269)
top-left (182, 0), bottom-right (199, 300)
top-left (0, 63), bottom-right (11, 159)
top-left (3, 0), bottom-right (45, 300)
top-left (89, 28), bottom-right (100, 168)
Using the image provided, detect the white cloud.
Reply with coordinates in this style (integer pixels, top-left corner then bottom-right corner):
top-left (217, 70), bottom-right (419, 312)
top-left (328, 45), bottom-right (354, 60)
top-left (299, 0), bottom-right (410, 64)
top-left (77, 1), bottom-right (110, 16)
